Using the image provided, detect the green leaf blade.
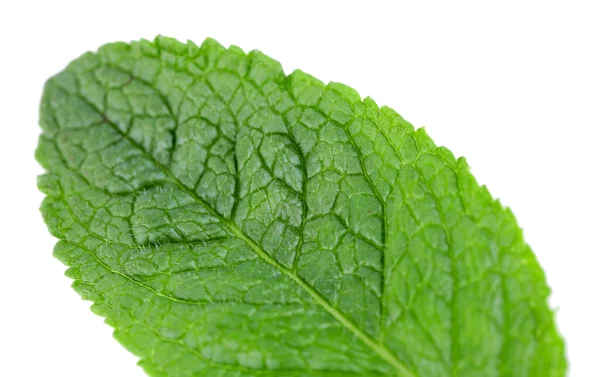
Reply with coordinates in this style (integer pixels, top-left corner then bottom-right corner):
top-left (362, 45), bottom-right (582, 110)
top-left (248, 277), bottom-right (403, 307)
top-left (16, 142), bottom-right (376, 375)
top-left (37, 36), bottom-right (566, 377)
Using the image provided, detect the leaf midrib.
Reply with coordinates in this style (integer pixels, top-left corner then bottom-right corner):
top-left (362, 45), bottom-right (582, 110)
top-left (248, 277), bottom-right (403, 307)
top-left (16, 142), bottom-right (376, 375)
top-left (65, 83), bottom-right (418, 377)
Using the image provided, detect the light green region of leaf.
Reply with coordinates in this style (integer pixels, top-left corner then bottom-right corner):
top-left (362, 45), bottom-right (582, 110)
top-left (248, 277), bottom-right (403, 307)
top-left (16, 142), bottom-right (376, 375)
top-left (36, 36), bottom-right (566, 377)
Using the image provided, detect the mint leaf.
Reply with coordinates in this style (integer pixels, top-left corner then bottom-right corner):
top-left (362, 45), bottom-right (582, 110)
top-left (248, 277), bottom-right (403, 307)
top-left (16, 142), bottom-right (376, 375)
top-left (36, 36), bottom-right (566, 377)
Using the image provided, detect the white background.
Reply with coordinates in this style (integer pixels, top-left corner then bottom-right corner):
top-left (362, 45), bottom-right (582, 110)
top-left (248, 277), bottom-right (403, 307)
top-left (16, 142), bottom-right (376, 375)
top-left (0, 1), bottom-right (598, 376)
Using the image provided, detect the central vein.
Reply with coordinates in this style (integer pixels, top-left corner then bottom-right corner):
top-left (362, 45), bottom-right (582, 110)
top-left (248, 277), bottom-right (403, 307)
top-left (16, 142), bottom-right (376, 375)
top-left (86, 90), bottom-right (417, 377)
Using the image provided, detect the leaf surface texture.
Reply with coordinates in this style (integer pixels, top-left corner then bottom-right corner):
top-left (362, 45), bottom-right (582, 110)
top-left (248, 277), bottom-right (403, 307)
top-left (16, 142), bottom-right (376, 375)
top-left (37, 36), bottom-right (566, 377)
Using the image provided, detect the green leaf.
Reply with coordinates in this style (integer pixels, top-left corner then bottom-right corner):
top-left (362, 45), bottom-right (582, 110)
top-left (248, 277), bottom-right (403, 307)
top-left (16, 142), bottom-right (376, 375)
top-left (36, 36), bottom-right (566, 377)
